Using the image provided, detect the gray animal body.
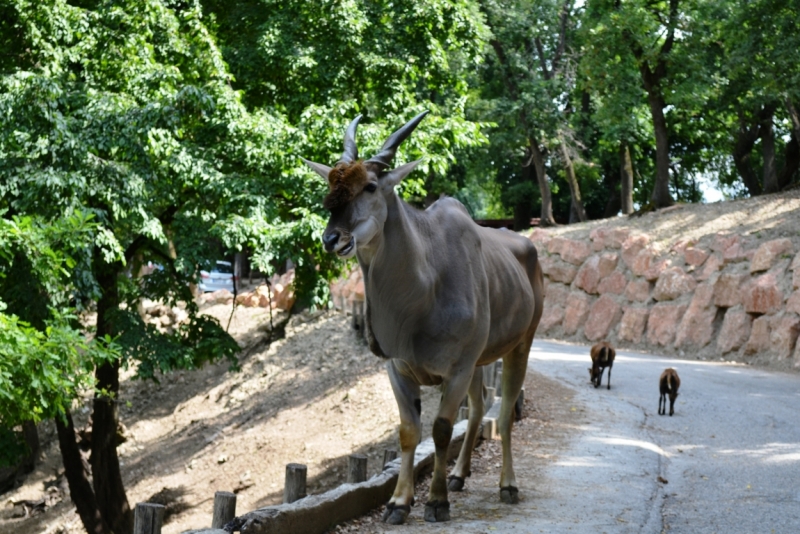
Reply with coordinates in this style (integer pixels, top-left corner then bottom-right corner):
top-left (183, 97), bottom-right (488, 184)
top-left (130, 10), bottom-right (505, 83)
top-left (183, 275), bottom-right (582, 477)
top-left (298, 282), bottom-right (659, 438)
top-left (302, 112), bottom-right (544, 524)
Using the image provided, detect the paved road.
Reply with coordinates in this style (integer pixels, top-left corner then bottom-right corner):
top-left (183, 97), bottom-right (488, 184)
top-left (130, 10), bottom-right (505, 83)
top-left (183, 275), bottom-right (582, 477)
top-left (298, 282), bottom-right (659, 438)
top-left (371, 340), bottom-right (800, 534)
top-left (525, 340), bottom-right (800, 534)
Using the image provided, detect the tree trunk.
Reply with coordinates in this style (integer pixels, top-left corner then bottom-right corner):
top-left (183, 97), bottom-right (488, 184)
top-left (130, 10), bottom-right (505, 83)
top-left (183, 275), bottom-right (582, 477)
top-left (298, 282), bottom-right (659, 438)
top-left (528, 139), bottom-right (556, 226)
top-left (56, 411), bottom-right (110, 534)
top-left (21, 420), bottom-right (39, 473)
top-left (620, 143), bottom-right (634, 214)
top-left (92, 258), bottom-right (133, 534)
top-left (732, 117), bottom-right (762, 196)
top-left (646, 90), bottom-right (674, 207)
top-left (761, 104), bottom-right (778, 193)
top-left (558, 136), bottom-right (588, 222)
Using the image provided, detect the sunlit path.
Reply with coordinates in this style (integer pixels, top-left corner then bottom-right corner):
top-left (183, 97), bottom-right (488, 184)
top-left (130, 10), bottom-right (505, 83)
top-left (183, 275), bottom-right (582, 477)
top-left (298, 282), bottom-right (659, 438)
top-left (527, 340), bottom-right (800, 534)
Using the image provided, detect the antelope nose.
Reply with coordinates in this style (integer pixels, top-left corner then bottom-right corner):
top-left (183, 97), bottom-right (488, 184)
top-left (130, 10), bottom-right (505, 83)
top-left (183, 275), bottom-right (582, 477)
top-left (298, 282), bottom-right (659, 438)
top-left (323, 231), bottom-right (340, 252)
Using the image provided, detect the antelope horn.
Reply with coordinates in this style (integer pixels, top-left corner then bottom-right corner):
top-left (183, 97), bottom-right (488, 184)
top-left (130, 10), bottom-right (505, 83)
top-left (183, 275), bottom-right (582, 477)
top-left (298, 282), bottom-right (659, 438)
top-left (339, 114), bottom-right (363, 165)
top-left (365, 110), bottom-right (429, 170)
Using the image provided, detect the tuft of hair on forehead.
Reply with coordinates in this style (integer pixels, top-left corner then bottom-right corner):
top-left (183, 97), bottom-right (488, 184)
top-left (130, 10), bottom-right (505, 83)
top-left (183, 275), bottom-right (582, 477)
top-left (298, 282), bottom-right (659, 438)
top-left (323, 160), bottom-right (370, 210)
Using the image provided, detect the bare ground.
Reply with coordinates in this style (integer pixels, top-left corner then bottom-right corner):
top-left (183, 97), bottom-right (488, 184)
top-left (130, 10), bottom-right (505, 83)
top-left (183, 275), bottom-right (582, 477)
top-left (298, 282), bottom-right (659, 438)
top-left (1, 303), bottom-right (444, 533)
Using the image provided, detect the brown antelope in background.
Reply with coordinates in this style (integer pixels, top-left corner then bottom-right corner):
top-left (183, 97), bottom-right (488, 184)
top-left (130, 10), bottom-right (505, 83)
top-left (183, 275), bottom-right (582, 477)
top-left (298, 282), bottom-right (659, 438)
top-left (302, 112), bottom-right (544, 524)
top-left (659, 368), bottom-right (680, 416)
top-left (589, 341), bottom-right (615, 390)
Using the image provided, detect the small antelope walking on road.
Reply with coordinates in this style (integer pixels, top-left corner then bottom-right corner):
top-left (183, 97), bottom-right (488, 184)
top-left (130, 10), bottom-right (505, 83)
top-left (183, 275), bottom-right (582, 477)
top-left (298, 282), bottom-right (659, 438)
top-left (658, 368), bottom-right (680, 416)
top-left (589, 342), bottom-right (615, 389)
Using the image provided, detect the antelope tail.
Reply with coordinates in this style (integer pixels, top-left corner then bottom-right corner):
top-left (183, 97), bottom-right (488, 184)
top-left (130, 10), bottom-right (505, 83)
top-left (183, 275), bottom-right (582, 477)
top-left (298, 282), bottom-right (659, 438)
top-left (667, 375), bottom-right (672, 391)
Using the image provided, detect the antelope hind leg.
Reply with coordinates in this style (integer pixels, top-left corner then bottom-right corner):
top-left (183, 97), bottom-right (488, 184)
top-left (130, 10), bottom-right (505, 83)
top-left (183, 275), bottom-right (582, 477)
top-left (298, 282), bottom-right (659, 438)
top-left (498, 339), bottom-right (532, 504)
top-left (449, 367), bottom-right (485, 492)
top-left (425, 369), bottom-right (474, 522)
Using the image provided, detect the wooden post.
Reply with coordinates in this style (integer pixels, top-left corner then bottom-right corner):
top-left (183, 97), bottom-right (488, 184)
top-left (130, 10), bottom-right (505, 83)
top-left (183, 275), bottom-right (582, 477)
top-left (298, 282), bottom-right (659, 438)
top-left (383, 449), bottom-right (398, 468)
top-left (133, 503), bottom-right (165, 534)
top-left (347, 454), bottom-right (368, 483)
top-left (515, 388), bottom-right (525, 421)
top-left (481, 418), bottom-right (497, 440)
top-left (284, 463), bottom-right (307, 504)
top-left (212, 491), bottom-right (237, 528)
top-left (458, 406), bottom-right (469, 422)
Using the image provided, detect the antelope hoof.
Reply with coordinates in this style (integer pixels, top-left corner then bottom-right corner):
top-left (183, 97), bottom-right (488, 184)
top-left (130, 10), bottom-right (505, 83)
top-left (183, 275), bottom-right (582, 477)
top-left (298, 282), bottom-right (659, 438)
top-left (424, 500), bottom-right (451, 522)
top-left (500, 485), bottom-right (520, 504)
top-left (447, 475), bottom-right (465, 491)
top-left (381, 503), bottom-right (410, 525)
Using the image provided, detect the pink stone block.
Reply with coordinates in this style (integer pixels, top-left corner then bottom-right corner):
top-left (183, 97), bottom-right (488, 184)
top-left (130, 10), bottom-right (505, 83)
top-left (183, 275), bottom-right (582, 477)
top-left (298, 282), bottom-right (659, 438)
top-left (598, 252), bottom-right (619, 278)
top-left (621, 234), bottom-right (650, 269)
top-left (630, 249), bottom-right (656, 277)
top-left (653, 267), bottom-right (697, 302)
top-left (583, 295), bottom-right (622, 341)
top-left (563, 292), bottom-right (591, 335)
top-left (712, 233), bottom-right (739, 253)
top-left (574, 255), bottom-right (602, 294)
top-left (750, 238), bottom-right (794, 273)
top-left (540, 256), bottom-right (579, 284)
top-left (742, 273), bottom-right (784, 315)
top-left (647, 303), bottom-right (687, 346)
top-left (598, 271), bottom-right (627, 295)
top-left (745, 316), bottom-right (771, 355)
top-left (625, 279), bottom-right (651, 302)
top-left (674, 284), bottom-right (716, 348)
top-left (769, 314), bottom-right (800, 358)
top-left (619, 307), bottom-right (649, 343)
top-left (539, 305), bottom-right (565, 333)
top-left (717, 309), bottom-right (752, 354)
top-left (684, 247), bottom-right (709, 267)
top-left (713, 273), bottom-right (745, 308)
top-left (695, 253), bottom-right (723, 281)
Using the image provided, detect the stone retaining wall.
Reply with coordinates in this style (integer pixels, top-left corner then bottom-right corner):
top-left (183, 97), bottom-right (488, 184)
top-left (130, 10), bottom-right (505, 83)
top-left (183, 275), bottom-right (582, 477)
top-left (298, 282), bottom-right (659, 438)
top-left (528, 226), bottom-right (800, 367)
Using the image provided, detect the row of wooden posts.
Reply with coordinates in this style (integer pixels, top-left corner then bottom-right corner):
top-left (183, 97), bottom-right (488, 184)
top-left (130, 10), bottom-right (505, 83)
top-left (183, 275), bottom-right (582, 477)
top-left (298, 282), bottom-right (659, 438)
top-left (131, 355), bottom-right (517, 533)
top-left (131, 449), bottom-right (400, 534)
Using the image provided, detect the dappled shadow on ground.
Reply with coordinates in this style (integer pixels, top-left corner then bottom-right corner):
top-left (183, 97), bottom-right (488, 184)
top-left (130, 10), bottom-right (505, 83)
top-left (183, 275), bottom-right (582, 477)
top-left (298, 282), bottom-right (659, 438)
top-left (331, 370), bottom-right (581, 533)
top-left (111, 310), bottom-right (444, 532)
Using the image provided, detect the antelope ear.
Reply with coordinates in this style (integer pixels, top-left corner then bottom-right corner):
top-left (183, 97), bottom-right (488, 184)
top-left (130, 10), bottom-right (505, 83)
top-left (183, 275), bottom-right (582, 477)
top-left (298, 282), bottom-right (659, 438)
top-left (300, 157), bottom-right (333, 180)
top-left (380, 159), bottom-right (422, 188)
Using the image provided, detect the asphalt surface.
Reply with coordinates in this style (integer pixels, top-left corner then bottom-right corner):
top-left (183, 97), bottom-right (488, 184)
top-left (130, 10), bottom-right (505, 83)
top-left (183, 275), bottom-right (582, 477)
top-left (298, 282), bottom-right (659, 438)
top-left (370, 340), bottom-right (800, 534)
top-left (524, 340), bottom-right (800, 534)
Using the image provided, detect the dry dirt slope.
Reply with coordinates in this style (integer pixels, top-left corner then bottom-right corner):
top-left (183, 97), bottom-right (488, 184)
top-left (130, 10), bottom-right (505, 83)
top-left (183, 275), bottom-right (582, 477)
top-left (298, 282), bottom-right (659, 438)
top-left (2, 190), bottom-right (799, 533)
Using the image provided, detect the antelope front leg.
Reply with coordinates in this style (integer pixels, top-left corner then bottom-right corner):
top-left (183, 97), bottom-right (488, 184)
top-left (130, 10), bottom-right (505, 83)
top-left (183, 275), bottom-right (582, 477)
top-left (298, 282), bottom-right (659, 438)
top-left (448, 368), bottom-right (485, 492)
top-left (498, 340), bottom-right (531, 504)
top-left (384, 361), bottom-right (422, 525)
top-left (426, 370), bottom-right (474, 522)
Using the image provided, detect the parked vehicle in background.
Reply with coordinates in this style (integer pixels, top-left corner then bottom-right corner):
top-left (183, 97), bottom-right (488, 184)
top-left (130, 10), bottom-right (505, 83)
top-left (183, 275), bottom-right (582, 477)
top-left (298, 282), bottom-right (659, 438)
top-left (199, 260), bottom-right (236, 293)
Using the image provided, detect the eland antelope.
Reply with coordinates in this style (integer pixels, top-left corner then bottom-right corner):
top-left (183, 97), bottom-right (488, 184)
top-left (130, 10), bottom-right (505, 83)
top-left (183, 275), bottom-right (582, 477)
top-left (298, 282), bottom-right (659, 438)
top-left (302, 112), bottom-right (544, 524)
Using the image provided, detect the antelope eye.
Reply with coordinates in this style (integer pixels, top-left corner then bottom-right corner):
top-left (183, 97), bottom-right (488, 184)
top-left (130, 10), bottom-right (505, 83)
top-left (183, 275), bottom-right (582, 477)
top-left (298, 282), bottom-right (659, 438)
top-left (364, 183), bottom-right (377, 193)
